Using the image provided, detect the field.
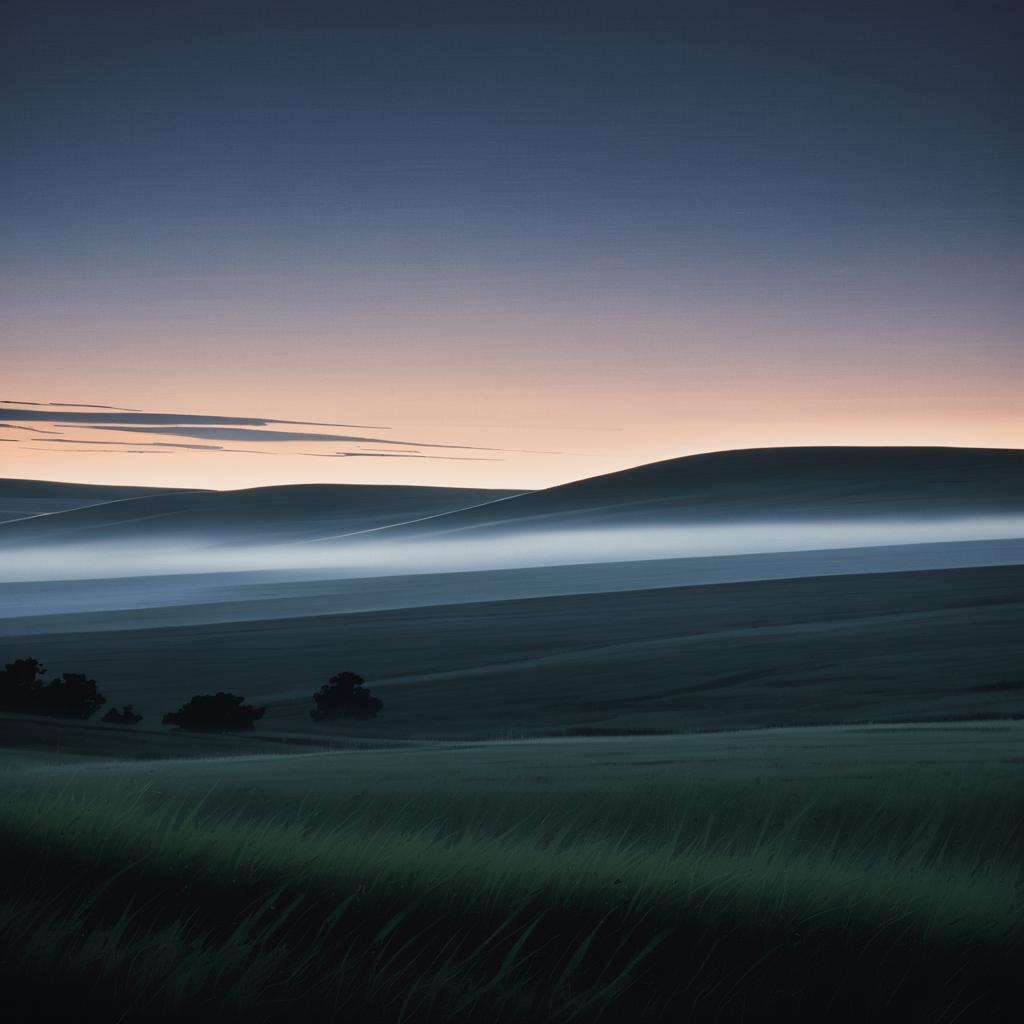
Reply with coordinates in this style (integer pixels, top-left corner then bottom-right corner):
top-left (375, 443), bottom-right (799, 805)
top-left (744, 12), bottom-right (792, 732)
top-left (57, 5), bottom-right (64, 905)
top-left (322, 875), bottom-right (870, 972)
top-left (2, 452), bottom-right (1023, 1020)
top-left (2, 720), bottom-right (1023, 1021)
top-left (2, 563), bottom-right (1022, 738)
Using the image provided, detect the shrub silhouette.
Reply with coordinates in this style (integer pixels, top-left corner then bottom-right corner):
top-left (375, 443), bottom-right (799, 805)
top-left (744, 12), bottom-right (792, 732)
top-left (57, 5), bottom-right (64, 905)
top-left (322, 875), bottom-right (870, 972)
top-left (44, 673), bottom-right (108, 719)
top-left (0, 658), bottom-right (47, 713)
top-left (102, 704), bottom-right (143, 725)
top-left (311, 671), bottom-right (383, 721)
top-left (0, 658), bottom-right (107, 719)
top-left (162, 692), bottom-right (265, 732)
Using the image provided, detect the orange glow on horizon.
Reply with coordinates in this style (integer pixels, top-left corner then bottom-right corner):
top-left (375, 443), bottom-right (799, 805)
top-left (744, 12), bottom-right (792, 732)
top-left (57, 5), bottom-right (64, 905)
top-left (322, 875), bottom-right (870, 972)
top-left (3, 295), bottom-right (1021, 490)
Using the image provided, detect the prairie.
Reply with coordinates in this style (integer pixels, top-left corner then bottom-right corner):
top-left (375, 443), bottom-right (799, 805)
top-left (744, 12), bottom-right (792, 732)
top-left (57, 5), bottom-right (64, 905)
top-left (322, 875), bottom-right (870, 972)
top-left (2, 721), bottom-right (1022, 1021)
top-left (2, 448), bottom-right (1023, 1020)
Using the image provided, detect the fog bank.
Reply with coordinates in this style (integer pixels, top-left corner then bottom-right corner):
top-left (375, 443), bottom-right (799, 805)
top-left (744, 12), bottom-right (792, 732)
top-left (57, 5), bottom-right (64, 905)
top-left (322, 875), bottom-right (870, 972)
top-left (3, 516), bottom-right (1024, 583)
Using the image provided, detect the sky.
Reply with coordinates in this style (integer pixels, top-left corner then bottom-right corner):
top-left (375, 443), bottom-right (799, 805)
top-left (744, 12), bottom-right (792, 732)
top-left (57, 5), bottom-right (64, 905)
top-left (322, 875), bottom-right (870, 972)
top-left (2, 0), bottom-right (1021, 491)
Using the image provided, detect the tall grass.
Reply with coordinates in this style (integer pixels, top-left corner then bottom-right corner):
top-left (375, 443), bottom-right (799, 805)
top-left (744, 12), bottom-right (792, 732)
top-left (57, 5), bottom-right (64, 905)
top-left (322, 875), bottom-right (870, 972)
top-left (0, 888), bottom-right (654, 1023)
top-left (1, 767), bottom-right (1022, 1020)
top-left (1, 779), bottom-right (1020, 940)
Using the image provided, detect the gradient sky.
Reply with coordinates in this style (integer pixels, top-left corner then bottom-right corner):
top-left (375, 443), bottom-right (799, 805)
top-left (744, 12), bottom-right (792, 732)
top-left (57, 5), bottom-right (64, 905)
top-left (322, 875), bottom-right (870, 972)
top-left (2, 0), bottom-right (1021, 490)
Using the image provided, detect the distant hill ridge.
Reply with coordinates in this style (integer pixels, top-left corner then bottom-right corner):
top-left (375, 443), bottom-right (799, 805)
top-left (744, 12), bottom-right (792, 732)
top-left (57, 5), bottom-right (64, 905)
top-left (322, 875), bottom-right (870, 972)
top-left (0, 479), bottom-right (192, 524)
top-left (361, 446), bottom-right (1024, 539)
top-left (0, 479), bottom-right (193, 500)
top-left (0, 481), bottom-right (524, 546)
top-left (2, 447), bottom-right (1021, 546)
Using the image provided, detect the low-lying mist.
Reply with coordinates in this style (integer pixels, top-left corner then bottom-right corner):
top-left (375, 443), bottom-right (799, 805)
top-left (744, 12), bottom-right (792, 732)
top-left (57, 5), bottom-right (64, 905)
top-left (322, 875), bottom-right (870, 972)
top-left (3, 516), bottom-right (1024, 584)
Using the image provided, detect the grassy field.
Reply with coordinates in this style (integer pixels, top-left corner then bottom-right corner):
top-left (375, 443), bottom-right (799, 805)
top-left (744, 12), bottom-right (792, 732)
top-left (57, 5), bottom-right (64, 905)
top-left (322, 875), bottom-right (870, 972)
top-left (3, 563), bottom-right (1022, 740)
top-left (1, 720), bottom-right (1022, 1020)
top-left (2, 476), bottom-right (1022, 1018)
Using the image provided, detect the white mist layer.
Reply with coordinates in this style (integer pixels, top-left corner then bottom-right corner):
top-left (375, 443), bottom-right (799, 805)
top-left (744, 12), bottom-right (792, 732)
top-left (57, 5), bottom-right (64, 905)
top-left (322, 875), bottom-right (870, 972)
top-left (2, 516), bottom-right (1024, 583)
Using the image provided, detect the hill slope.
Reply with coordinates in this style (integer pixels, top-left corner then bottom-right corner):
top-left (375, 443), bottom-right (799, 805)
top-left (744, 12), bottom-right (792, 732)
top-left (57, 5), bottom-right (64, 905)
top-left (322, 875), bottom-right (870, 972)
top-left (0, 482), bottom-right (523, 547)
top-left (362, 447), bottom-right (1024, 539)
top-left (0, 478), bottom-right (190, 524)
top-left (3, 563), bottom-right (1021, 737)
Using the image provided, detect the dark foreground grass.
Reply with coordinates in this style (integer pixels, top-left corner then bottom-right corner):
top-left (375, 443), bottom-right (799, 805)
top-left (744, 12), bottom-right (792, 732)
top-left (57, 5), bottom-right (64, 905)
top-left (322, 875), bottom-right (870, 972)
top-left (1, 726), bottom-right (1023, 1021)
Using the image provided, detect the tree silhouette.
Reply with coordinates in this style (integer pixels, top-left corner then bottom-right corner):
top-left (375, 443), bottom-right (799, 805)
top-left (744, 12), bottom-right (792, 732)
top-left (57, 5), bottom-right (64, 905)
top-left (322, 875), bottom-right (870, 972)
top-left (102, 704), bottom-right (143, 725)
top-left (0, 657), bottom-right (48, 713)
top-left (44, 673), bottom-right (107, 719)
top-left (310, 671), bottom-right (383, 721)
top-left (0, 658), bottom-right (106, 719)
top-left (162, 692), bottom-right (265, 732)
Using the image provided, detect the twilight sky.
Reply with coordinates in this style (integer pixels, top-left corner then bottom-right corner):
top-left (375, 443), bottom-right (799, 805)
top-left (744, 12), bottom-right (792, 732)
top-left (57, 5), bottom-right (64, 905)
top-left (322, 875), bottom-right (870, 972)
top-left (2, 0), bottom-right (1021, 490)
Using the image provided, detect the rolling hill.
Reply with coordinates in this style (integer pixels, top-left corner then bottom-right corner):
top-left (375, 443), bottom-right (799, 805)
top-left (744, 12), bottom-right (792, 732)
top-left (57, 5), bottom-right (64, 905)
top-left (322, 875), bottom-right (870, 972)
top-left (352, 446), bottom-right (1024, 539)
top-left (0, 478), bottom-right (190, 524)
top-left (4, 563), bottom-right (1022, 738)
top-left (1, 447), bottom-right (1021, 740)
top-left (4, 448), bottom-right (1020, 554)
top-left (0, 481), bottom-right (523, 547)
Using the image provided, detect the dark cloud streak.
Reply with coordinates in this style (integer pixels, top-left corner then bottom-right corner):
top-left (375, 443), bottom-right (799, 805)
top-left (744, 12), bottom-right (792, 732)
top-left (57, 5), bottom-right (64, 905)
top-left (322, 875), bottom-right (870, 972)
top-left (50, 403), bottom-right (143, 411)
top-left (25, 438), bottom-right (278, 455)
top-left (103, 425), bottom-right (566, 454)
top-left (301, 451), bottom-right (503, 462)
top-left (2, 400), bottom-right (140, 411)
top-left (39, 438), bottom-right (226, 450)
top-left (2, 424), bottom-right (64, 435)
top-left (0, 407), bottom-right (389, 429)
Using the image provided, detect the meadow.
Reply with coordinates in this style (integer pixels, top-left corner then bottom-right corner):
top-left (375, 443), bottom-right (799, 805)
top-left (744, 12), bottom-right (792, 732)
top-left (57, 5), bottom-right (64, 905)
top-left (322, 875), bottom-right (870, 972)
top-left (3, 563), bottom-right (1023, 739)
top-left (2, 721), bottom-right (1022, 1021)
top-left (2, 457), bottom-right (1023, 1019)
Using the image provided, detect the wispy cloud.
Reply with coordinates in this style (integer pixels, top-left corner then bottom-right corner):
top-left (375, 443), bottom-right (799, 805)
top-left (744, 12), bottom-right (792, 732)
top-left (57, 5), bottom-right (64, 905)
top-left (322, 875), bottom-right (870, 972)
top-left (301, 451), bottom-right (504, 462)
top-left (36, 438), bottom-right (227, 450)
top-left (98, 425), bottom-right (565, 454)
top-left (51, 403), bottom-right (143, 411)
top-left (2, 400), bottom-right (141, 411)
top-left (18, 446), bottom-right (174, 455)
top-left (0, 405), bottom-right (388, 430)
top-left (104, 426), bottom-right (408, 444)
top-left (24, 438), bottom-right (278, 455)
top-left (0, 400), bottom-right (579, 460)
top-left (2, 424), bottom-right (64, 435)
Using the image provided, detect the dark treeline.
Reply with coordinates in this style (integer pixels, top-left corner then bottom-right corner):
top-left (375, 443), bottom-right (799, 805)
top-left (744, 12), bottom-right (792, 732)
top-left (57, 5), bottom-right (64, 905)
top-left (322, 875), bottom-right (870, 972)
top-left (2, 658), bottom-right (383, 733)
top-left (0, 659), bottom-right (107, 720)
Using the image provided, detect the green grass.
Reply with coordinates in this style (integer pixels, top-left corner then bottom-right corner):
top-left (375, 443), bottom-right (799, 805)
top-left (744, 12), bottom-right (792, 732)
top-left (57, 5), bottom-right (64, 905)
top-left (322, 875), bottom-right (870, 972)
top-left (2, 722), bottom-right (1022, 1020)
